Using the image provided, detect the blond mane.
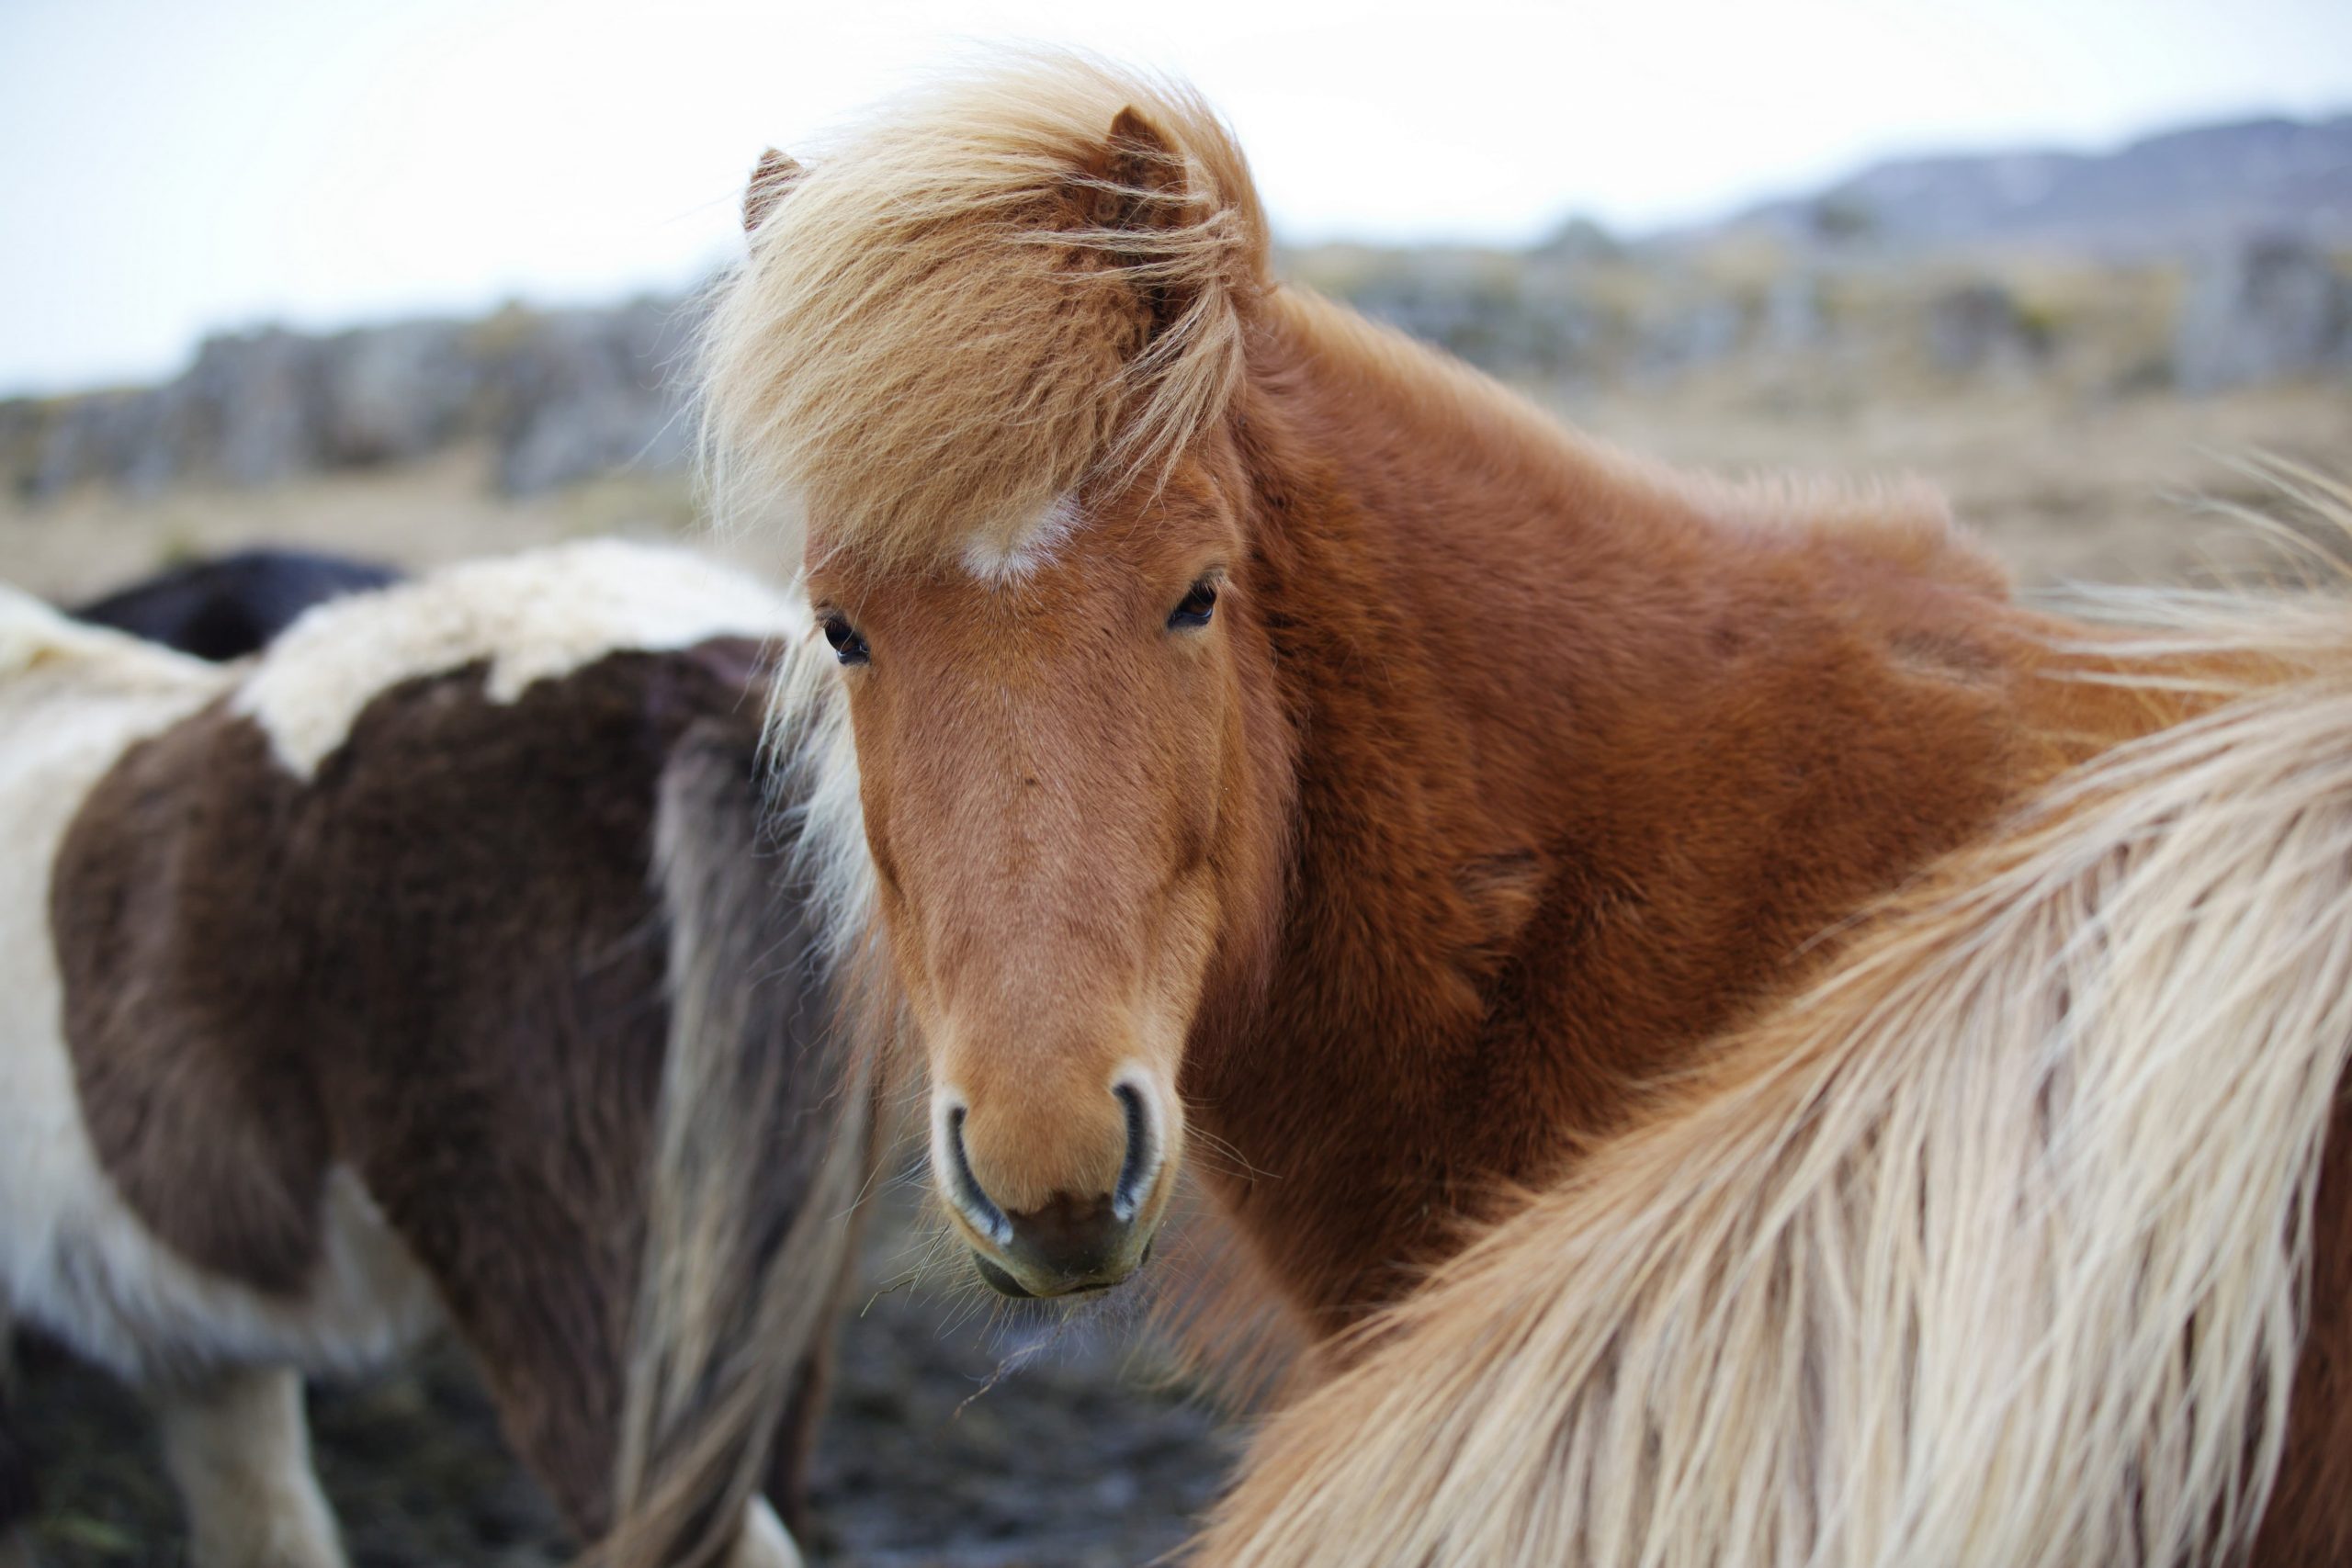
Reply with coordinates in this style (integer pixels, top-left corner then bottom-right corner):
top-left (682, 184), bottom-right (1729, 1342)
top-left (699, 53), bottom-right (1270, 570)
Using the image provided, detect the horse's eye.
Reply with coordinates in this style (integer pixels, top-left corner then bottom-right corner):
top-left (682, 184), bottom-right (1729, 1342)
top-left (1168, 580), bottom-right (1217, 630)
top-left (821, 613), bottom-right (869, 666)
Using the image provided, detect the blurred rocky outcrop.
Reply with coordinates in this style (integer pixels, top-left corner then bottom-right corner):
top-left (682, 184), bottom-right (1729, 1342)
top-left (1312, 247), bottom-right (1606, 378)
top-left (1924, 282), bottom-right (2047, 376)
top-left (2174, 234), bottom-right (2352, 393)
top-left (6, 296), bottom-right (701, 501)
top-left (483, 299), bottom-right (700, 493)
top-left (8, 178), bottom-right (2350, 510)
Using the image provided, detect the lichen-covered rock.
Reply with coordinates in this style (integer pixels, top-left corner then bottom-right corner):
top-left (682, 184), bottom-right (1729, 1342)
top-left (1635, 297), bottom-right (1750, 377)
top-left (1760, 273), bottom-right (1831, 356)
top-left (13, 298), bottom-right (705, 500)
top-left (483, 299), bottom-right (700, 495)
top-left (29, 386), bottom-right (182, 497)
top-left (318, 320), bottom-right (479, 467)
top-left (2174, 235), bottom-right (2352, 392)
top-left (1924, 282), bottom-right (2045, 376)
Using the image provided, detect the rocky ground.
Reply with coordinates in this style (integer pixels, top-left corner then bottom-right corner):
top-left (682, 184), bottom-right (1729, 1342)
top-left (10, 1182), bottom-right (1244, 1568)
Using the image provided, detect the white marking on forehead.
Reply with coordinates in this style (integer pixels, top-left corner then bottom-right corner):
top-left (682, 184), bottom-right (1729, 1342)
top-left (232, 540), bottom-right (808, 778)
top-left (962, 495), bottom-right (1083, 584)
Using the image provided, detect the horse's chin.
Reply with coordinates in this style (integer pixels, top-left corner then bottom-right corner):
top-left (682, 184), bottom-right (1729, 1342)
top-left (971, 1252), bottom-right (1039, 1299)
top-left (968, 1236), bottom-right (1156, 1301)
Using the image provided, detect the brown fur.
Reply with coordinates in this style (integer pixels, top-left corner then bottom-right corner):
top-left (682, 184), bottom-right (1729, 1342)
top-left (51, 638), bottom-right (850, 1546)
top-left (0, 1393), bottom-right (26, 1535)
top-left (1196, 618), bottom-right (2352, 1565)
top-left (55, 700), bottom-right (333, 1295)
top-left (2251, 1091), bottom-right (2352, 1566)
top-left (1170, 299), bottom-right (2167, 1321)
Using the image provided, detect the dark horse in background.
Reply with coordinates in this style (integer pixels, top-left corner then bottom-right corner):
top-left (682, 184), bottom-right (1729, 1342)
top-left (69, 547), bottom-right (404, 660)
top-left (2, 542), bottom-right (871, 1568)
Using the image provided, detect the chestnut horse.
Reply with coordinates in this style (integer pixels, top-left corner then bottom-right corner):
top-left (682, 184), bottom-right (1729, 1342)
top-left (699, 52), bottom-right (2192, 1325)
top-left (699, 55), bottom-right (2352, 1558)
top-left (0, 543), bottom-right (870, 1568)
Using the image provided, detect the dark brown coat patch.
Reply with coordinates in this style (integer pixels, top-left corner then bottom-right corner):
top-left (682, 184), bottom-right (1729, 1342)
top-left (0, 1386), bottom-right (28, 1532)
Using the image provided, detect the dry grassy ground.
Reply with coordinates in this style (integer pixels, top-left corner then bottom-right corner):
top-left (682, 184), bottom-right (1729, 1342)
top-left (1558, 380), bottom-right (2352, 583)
top-left (5, 377), bottom-right (2348, 1565)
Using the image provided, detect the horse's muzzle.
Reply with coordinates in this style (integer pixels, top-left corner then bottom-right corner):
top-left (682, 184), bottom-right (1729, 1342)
top-left (944, 1079), bottom-right (1166, 1298)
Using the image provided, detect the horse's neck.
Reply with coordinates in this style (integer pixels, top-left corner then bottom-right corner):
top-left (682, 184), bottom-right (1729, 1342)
top-left (1196, 299), bottom-right (2102, 1325)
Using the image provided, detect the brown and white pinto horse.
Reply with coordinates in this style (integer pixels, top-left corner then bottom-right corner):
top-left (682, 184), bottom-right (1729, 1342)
top-left (0, 543), bottom-right (870, 1568)
top-left (700, 55), bottom-right (2352, 1561)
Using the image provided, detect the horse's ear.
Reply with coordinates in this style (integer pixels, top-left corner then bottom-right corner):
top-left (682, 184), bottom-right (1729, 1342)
top-left (1091, 106), bottom-right (1189, 233)
top-left (742, 147), bottom-right (807, 234)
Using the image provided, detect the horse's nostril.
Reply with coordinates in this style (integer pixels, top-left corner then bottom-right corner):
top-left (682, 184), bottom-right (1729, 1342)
top-left (1111, 1078), bottom-right (1161, 1223)
top-left (941, 1103), bottom-right (1012, 1247)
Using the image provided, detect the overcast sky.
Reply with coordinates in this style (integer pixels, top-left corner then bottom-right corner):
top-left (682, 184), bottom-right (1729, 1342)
top-left (4, 0), bottom-right (2348, 396)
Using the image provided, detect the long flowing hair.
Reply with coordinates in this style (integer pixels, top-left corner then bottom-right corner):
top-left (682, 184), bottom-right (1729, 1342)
top-left (599, 632), bottom-right (885, 1568)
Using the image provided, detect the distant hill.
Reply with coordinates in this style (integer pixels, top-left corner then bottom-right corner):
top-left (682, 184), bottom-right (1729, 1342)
top-left (1695, 113), bottom-right (2352, 258)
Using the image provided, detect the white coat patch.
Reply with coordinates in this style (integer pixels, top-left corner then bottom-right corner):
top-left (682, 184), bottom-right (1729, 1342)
top-left (232, 539), bottom-right (809, 777)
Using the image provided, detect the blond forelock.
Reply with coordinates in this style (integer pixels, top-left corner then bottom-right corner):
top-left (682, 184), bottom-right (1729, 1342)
top-left (698, 53), bottom-right (1270, 573)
